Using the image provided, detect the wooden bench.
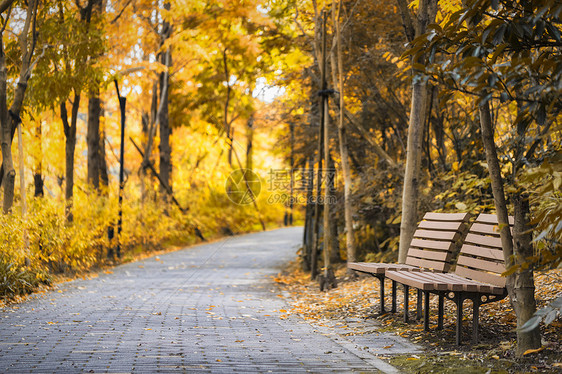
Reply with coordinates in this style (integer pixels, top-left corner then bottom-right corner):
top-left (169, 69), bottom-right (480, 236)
top-left (348, 212), bottom-right (470, 315)
top-left (386, 213), bottom-right (514, 345)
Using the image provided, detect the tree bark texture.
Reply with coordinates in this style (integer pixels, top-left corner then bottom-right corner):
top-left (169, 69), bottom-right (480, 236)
top-left (61, 93), bottom-right (81, 222)
top-left (246, 114), bottom-right (254, 171)
top-left (396, 0), bottom-right (437, 263)
top-left (158, 1), bottom-right (172, 195)
top-left (479, 100), bottom-right (541, 355)
top-left (398, 81), bottom-right (428, 263)
top-left (99, 106), bottom-right (109, 189)
top-left (33, 120), bottom-right (43, 197)
top-left (0, 0), bottom-right (38, 213)
top-left (87, 94), bottom-right (101, 190)
top-left (332, 0), bottom-right (356, 263)
top-left (513, 194), bottom-right (541, 355)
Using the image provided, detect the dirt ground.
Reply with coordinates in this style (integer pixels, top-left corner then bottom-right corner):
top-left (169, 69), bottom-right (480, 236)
top-left (274, 262), bottom-right (562, 373)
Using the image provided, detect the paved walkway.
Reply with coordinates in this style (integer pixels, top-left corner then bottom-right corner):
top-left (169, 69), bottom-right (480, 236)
top-left (0, 227), bottom-right (418, 373)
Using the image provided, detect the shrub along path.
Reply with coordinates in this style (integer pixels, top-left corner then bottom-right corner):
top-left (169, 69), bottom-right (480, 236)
top-left (0, 227), bottom-right (417, 373)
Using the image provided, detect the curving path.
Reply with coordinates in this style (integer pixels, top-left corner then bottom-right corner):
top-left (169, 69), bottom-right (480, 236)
top-left (0, 227), bottom-right (413, 373)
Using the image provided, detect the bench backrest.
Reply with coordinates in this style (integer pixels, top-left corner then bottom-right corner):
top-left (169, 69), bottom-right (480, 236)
top-left (405, 212), bottom-right (471, 272)
top-left (454, 213), bottom-right (515, 287)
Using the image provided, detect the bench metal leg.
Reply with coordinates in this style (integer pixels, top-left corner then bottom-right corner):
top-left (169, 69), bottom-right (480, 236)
top-left (391, 280), bottom-right (397, 313)
top-left (437, 293), bottom-right (444, 330)
top-left (455, 293), bottom-right (464, 346)
top-left (404, 284), bottom-right (410, 323)
top-left (378, 276), bottom-right (385, 314)
top-left (423, 291), bottom-right (430, 331)
top-left (472, 297), bottom-right (481, 344)
top-left (416, 289), bottom-right (423, 320)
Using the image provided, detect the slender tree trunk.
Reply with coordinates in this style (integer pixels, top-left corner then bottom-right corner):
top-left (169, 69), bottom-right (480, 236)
top-left (288, 121), bottom-right (294, 225)
top-left (432, 87), bottom-right (447, 169)
top-left (333, 0), bottom-right (355, 264)
top-left (479, 100), bottom-right (540, 355)
top-left (99, 104), bottom-right (109, 189)
top-left (311, 109), bottom-right (323, 280)
top-left (0, 0), bottom-right (38, 213)
top-left (398, 81), bottom-right (428, 263)
top-left (246, 114), bottom-right (254, 171)
top-left (87, 92), bottom-right (101, 190)
top-left (33, 120), bottom-right (43, 197)
top-left (327, 153), bottom-right (340, 264)
top-left (302, 156), bottom-right (314, 271)
top-left (511, 101), bottom-right (541, 355)
top-left (159, 70), bottom-right (172, 194)
top-left (513, 194), bottom-right (541, 355)
top-left (396, 0), bottom-right (437, 263)
top-left (61, 93), bottom-right (80, 222)
top-left (17, 122), bottom-right (26, 215)
top-left (320, 10), bottom-right (336, 287)
top-left (158, 1), bottom-right (172, 196)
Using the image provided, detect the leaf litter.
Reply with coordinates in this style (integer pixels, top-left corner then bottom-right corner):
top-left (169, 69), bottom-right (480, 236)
top-left (274, 261), bottom-right (562, 373)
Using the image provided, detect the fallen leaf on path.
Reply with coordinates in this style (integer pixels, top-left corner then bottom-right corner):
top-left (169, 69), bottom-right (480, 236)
top-left (523, 347), bottom-right (545, 356)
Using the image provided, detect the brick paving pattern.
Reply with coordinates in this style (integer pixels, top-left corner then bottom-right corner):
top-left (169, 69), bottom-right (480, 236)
top-left (1, 227), bottom-right (416, 373)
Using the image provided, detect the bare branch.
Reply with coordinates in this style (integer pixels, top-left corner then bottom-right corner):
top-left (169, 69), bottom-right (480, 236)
top-left (0, 0), bottom-right (15, 15)
top-left (111, 0), bottom-right (132, 24)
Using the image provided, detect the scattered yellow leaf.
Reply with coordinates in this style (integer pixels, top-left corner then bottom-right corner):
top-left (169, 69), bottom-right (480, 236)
top-left (523, 347), bottom-right (545, 356)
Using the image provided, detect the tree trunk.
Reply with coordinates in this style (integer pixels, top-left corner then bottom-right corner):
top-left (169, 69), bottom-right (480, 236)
top-left (61, 93), bottom-right (81, 222)
top-left (319, 10), bottom-right (336, 287)
top-left (158, 1), bottom-right (172, 196)
top-left (302, 156), bottom-right (314, 272)
top-left (398, 80), bottom-right (428, 263)
top-left (1, 117), bottom-right (15, 213)
top-left (87, 93), bottom-right (101, 190)
top-left (333, 0), bottom-right (355, 264)
top-left (513, 194), bottom-right (541, 355)
top-left (288, 121), bottom-right (294, 225)
top-left (158, 70), bottom-right (172, 194)
top-left (432, 87), bottom-right (447, 170)
top-left (479, 100), bottom-right (540, 356)
top-left (396, 0), bottom-right (437, 263)
top-left (33, 120), bottom-right (43, 197)
top-left (0, 0), bottom-right (38, 213)
top-left (99, 104), bottom-right (109, 189)
top-left (246, 114), bottom-right (254, 171)
top-left (511, 100), bottom-right (541, 355)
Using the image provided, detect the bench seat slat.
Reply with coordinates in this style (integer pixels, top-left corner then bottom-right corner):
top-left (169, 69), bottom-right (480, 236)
top-left (406, 248), bottom-right (451, 262)
top-left (413, 229), bottom-right (459, 241)
top-left (347, 262), bottom-right (418, 274)
top-left (423, 212), bottom-right (471, 222)
top-left (465, 233), bottom-right (502, 249)
top-left (456, 255), bottom-right (505, 274)
top-left (410, 238), bottom-right (455, 251)
top-left (386, 271), bottom-right (448, 291)
top-left (418, 221), bottom-right (466, 231)
top-left (476, 213), bottom-right (515, 225)
top-left (454, 265), bottom-right (506, 288)
top-left (405, 257), bottom-right (448, 272)
top-left (460, 245), bottom-right (504, 261)
top-left (387, 271), bottom-right (505, 295)
top-left (469, 223), bottom-right (513, 236)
